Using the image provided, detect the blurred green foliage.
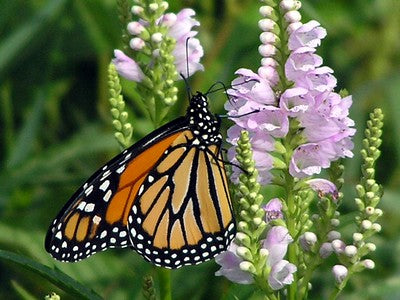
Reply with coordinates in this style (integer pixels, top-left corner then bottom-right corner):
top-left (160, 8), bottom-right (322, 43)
top-left (0, 0), bottom-right (399, 299)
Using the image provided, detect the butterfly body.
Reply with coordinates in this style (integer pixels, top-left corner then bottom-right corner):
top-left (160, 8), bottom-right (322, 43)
top-left (45, 92), bottom-right (235, 269)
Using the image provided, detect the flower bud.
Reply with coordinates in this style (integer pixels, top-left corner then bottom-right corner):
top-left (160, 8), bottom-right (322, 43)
top-left (161, 13), bottom-right (177, 27)
top-left (330, 218), bottom-right (340, 227)
top-left (130, 37), bottom-right (145, 50)
top-left (262, 57), bottom-right (278, 67)
top-left (258, 44), bottom-right (277, 57)
top-left (361, 220), bottom-right (372, 230)
top-left (259, 5), bottom-right (273, 17)
top-left (149, 3), bottom-right (158, 11)
top-left (151, 32), bottom-right (163, 43)
top-left (371, 223), bottom-right (381, 232)
top-left (331, 239), bottom-right (346, 254)
top-left (344, 245), bottom-right (357, 257)
top-left (236, 246), bottom-right (252, 260)
top-left (353, 232), bottom-right (363, 242)
top-left (258, 19), bottom-right (276, 31)
top-left (160, 1), bottom-right (169, 10)
top-left (259, 248), bottom-right (269, 258)
top-left (284, 11), bottom-right (301, 23)
top-left (327, 231), bottom-right (341, 241)
top-left (374, 208), bottom-right (383, 217)
top-left (253, 217), bottom-right (263, 226)
top-left (365, 242), bottom-right (376, 252)
top-left (299, 232), bottom-right (317, 251)
top-left (260, 32), bottom-right (277, 44)
top-left (362, 259), bottom-right (375, 269)
top-left (365, 206), bottom-right (375, 216)
top-left (131, 5), bottom-right (144, 15)
top-left (127, 22), bottom-right (145, 35)
top-left (280, 0), bottom-right (296, 10)
top-left (332, 265), bottom-right (348, 284)
top-left (238, 221), bottom-right (248, 231)
top-left (319, 242), bottom-right (333, 258)
top-left (239, 261), bottom-right (256, 274)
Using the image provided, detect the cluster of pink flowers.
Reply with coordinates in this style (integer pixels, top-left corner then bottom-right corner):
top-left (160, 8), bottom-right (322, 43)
top-left (226, 21), bottom-right (355, 183)
top-left (112, 8), bottom-right (203, 82)
top-left (215, 199), bottom-right (297, 290)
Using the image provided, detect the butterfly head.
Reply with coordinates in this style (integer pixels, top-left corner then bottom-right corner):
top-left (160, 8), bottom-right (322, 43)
top-left (187, 92), bottom-right (222, 146)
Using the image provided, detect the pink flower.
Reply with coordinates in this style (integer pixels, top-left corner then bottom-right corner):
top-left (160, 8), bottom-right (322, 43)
top-left (280, 87), bottom-right (314, 116)
top-left (166, 9), bottom-right (204, 77)
top-left (289, 144), bottom-right (330, 178)
top-left (285, 47), bottom-right (323, 77)
top-left (263, 198), bottom-right (283, 222)
top-left (112, 50), bottom-right (144, 82)
top-left (114, 8), bottom-right (204, 81)
top-left (263, 226), bottom-right (293, 265)
top-left (269, 260), bottom-right (297, 290)
top-left (263, 226), bottom-right (297, 290)
top-left (288, 20), bottom-right (327, 50)
top-left (307, 178), bottom-right (339, 200)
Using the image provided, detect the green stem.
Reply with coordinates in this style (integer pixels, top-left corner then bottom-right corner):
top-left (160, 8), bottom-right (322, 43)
top-left (157, 268), bottom-right (172, 300)
top-left (285, 173), bottom-right (298, 300)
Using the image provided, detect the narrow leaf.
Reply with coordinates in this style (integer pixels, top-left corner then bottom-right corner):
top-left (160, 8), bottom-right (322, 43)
top-left (0, 250), bottom-right (102, 300)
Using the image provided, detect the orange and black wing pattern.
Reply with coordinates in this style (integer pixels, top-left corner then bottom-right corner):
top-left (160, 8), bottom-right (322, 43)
top-left (45, 92), bottom-right (236, 268)
top-left (45, 117), bottom-right (189, 262)
top-left (128, 131), bottom-right (235, 268)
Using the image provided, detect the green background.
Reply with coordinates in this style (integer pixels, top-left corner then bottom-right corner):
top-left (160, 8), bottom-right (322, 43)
top-left (1, 0), bottom-right (399, 299)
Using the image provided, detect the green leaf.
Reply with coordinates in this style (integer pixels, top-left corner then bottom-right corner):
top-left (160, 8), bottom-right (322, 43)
top-left (0, 250), bottom-right (102, 300)
top-left (0, 0), bottom-right (67, 78)
top-left (7, 89), bottom-right (46, 169)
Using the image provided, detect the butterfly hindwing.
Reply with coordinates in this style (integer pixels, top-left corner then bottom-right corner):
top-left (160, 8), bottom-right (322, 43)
top-left (128, 131), bottom-right (235, 269)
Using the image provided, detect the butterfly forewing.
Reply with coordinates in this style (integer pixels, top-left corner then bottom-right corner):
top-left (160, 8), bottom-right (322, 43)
top-left (45, 119), bottom-right (188, 261)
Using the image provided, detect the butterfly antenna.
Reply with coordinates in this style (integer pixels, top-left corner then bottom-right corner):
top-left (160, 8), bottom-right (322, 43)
top-left (179, 37), bottom-right (193, 101)
top-left (180, 73), bottom-right (192, 101)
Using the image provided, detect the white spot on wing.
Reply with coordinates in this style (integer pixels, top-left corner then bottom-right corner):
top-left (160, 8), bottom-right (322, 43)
top-left (103, 190), bottom-right (112, 202)
top-left (84, 203), bottom-right (95, 212)
top-left (99, 180), bottom-right (110, 191)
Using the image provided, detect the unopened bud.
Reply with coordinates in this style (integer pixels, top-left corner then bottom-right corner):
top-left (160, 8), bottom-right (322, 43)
top-left (371, 223), bottom-right (381, 232)
top-left (130, 37), bottom-right (145, 50)
top-left (363, 259), bottom-right (375, 269)
top-left (258, 19), bottom-right (276, 31)
top-left (331, 218), bottom-right (340, 227)
top-left (151, 32), bottom-right (163, 43)
top-left (259, 5), bottom-right (273, 17)
top-left (149, 3), bottom-right (159, 11)
top-left (131, 6), bottom-right (144, 15)
top-left (361, 220), bottom-right (372, 230)
top-left (344, 245), bottom-right (357, 257)
top-left (332, 239), bottom-right (346, 254)
top-left (236, 246), bottom-right (252, 260)
top-left (327, 231), bottom-right (341, 241)
top-left (365, 206), bottom-right (375, 216)
top-left (319, 242), bottom-right (333, 258)
top-left (353, 232), bottom-right (363, 242)
top-left (239, 261), bottom-right (256, 274)
top-left (332, 265), bottom-right (348, 284)
top-left (284, 10), bottom-right (301, 23)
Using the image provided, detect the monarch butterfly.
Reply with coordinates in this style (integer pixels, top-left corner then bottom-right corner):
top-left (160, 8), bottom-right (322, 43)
top-left (45, 91), bottom-right (236, 269)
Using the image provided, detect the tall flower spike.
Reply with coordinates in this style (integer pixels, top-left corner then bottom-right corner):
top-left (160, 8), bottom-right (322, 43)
top-left (108, 63), bottom-right (133, 149)
top-left (216, 131), bottom-right (270, 292)
top-left (113, 2), bottom-right (204, 127)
